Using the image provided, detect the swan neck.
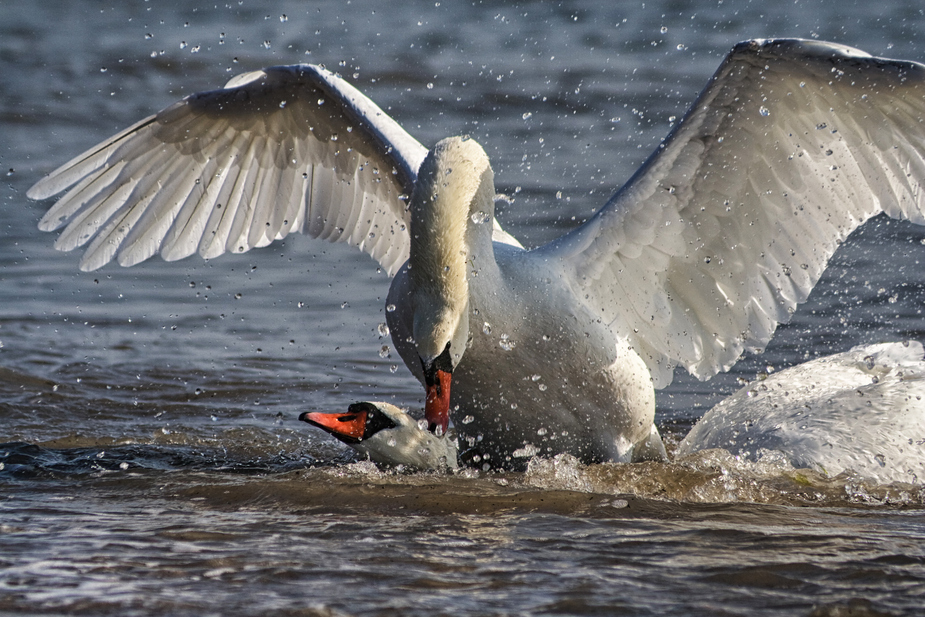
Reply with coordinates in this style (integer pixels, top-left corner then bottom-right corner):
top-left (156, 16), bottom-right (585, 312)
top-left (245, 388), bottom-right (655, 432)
top-left (407, 136), bottom-right (495, 363)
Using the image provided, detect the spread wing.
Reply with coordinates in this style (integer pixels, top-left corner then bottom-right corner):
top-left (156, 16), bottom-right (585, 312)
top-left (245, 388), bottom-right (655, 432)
top-left (539, 39), bottom-right (925, 388)
top-left (29, 64), bottom-right (428, 275)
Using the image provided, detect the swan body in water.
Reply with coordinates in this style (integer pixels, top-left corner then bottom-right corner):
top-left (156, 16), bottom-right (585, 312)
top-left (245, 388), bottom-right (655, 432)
top-left (29, 39), bottom-right (925, 467)
top-left (310, 344), bottom-right (925, 483)
top-left (678, 341), bottom-right (925, 485)
top-left (301, 402), bottom-right (459, 471)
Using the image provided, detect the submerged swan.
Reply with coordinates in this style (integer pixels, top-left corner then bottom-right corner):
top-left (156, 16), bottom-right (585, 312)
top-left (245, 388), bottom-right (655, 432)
top-left (29, 39), bottom-right (925, 467)
top-left (679, 341), bottom-right (925, 485)
top-left (301, 402), bottom-right (458, 471)
top-left (307, 343), bottom-right (925, 482)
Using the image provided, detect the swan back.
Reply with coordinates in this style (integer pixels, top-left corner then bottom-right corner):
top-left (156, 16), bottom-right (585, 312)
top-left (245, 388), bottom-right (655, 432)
top-left (678, 342), bottom-right (925, 484)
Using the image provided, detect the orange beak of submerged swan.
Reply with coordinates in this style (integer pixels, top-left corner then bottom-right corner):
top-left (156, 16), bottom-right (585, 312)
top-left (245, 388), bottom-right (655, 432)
top-left (299, 407), bottom-right (369, 443)
top-left (300, 402), bottom-right (399, 444)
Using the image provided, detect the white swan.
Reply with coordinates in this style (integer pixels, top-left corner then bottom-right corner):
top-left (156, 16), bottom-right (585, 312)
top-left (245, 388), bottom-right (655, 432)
top-left (29, 39), bottom-right (925, 467)
top-left (678, 341), bottom-right (925, 485)
top-left (300, 402), bottom-right (458, 470)
top-left (307, 344), bottom-right (925, 482)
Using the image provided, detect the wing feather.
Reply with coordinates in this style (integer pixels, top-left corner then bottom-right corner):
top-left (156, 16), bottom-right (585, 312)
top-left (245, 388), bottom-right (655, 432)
top-left (539, 39), bottom-right (925, 387)
top-left (29, 64), bottom-right (429, 275)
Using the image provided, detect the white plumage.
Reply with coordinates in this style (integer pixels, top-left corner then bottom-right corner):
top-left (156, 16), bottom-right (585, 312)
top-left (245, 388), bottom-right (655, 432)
top-left (301, 402), bottom-right (459, 471)
top-left (679, 342), bottom-right (925, 485)
top-left (29, 39), bottom-right (925, 467)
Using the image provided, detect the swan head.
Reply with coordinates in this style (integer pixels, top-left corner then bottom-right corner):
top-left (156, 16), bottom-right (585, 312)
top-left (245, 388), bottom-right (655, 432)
top-left (299, 402), bottom-right (459, 471)
top-left (408, 136), bottom-right (496, 434)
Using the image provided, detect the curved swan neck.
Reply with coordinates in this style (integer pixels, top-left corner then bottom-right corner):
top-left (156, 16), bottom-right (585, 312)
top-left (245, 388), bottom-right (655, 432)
top-left (408, 136), bottom-right (496, 362)
top-left (409, 136), bottom-right (496, 290)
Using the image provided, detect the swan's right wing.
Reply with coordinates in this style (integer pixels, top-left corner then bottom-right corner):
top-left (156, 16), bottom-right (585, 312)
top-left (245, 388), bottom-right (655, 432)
top-left (539, 39), bottom-right (925, 388)
top-left (29, 64), bottom-right (427, 275)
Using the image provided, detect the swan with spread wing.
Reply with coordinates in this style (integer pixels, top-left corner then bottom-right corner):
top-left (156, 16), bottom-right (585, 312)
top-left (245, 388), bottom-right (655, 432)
top-left (29, 39), bottom-right (925, 467)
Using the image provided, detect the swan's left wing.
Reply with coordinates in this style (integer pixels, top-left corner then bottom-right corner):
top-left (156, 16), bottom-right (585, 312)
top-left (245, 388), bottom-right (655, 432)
top-left (538, 39), bottom-right (925, 388)
top-left (29, 64), bottom-right (427, 274)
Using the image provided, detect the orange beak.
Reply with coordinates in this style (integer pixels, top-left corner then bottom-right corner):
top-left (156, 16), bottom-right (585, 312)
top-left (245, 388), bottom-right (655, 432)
top-left (299, 410), bottom-right (367, 443)
top-left (424, 369), bottom-right (451, 435)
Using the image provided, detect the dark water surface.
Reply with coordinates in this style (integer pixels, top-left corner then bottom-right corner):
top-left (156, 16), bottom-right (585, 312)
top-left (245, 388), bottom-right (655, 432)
top-left (3, 1), bottom-right (925, 615)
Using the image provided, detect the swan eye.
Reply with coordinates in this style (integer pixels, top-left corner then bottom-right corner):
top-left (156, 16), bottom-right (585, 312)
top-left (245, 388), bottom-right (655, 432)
top-left (350, 403), bottom-right (398, 437)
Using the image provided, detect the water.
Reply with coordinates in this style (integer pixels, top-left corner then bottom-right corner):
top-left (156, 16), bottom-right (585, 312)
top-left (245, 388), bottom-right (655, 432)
top-left (3, 1), bottom-right (925, 614)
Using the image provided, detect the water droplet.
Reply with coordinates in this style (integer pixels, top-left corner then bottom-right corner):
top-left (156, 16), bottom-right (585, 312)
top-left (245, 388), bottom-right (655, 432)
top-left (759, 106), bottom-right (770, 117)
top-left (378, 345), bottom-right (390, 358)
top-left (531, 374), bottom-right (541, 381)
top-left (386, 304), bottom-right (397, 313)
top-left (522, 112), bottom-right (533, 120)
top-left (280, 14), bottom-right (288, 22)
top-left (537, 427), bottom-right (548, 436)
top-left (388, 437), bottom-right (397, 447)
top-left (426, 82), bottom-right (434, 89)
top-left (341, 301), bottom-right (349, 309)
top-left (470, 210), bottom-right (490, 224)
top-left (378, 323), bottom-right (390, 337)
top-left (660, 26), bottom-right (668, 33)
top-left (389, 365), bottom-right (398, 373)
top-left (482, 322), bottom-right (492, 335)
top-left (538, 383), bottom-right (547, 391)
top-left (462, 415), bottom-right (475, 424)
top-left (499, 334), bottom-right (515, 351)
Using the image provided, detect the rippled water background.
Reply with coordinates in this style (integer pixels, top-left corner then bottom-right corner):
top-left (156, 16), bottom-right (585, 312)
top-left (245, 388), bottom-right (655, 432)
top-left (3, 1), bottom-right (925, 615)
